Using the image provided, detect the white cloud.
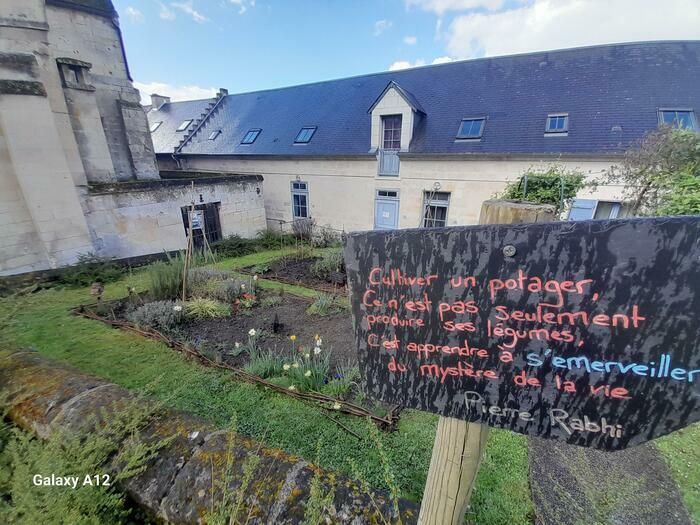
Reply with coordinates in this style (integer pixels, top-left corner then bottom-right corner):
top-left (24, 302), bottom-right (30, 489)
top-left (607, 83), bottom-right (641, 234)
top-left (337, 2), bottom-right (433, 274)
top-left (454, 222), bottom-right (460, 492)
top-left (171, 1), bottom-right (208, 23)
top-left (445, 0), bottom-right (700, 59)
top-left (229, 0), bottom-right (255, 15)
top-left (133, 81), bottom-right (217, 105)
top-left (124, 6), bottom-right (144, 23)
top-left (431, 55), bottom-right (454, 64)
top-left (158, 2), bottom-right (175, 20)
top-left (404, 35), bottom-right (418, 45)
top-left (374, 19), bottom-right (393, 36)
top-left (405, 0), bottom-right (505, 15)
top-left (388, 59), bottom-right (426, 71)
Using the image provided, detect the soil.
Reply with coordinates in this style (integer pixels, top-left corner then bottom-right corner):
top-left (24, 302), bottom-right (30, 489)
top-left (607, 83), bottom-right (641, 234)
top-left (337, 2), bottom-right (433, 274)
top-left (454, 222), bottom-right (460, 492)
top-left (249, 257), bottom-right (347, 294)
top-left (176, 292), bottom-right (355, 370)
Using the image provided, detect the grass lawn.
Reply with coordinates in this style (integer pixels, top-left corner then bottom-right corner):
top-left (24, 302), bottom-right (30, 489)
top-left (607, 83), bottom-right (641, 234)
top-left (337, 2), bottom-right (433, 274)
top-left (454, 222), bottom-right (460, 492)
top-left (0, 249), bottom-right (533, 524)
top-left (657, 426), bottom-right (700, 524)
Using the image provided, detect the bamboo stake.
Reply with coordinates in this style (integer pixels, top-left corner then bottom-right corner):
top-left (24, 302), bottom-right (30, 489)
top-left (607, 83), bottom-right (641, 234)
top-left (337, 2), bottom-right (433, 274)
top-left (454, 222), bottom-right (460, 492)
top-left (181, 182), bottom-right (196, 302)
top-left (417, 199), bottom-right (556, 525)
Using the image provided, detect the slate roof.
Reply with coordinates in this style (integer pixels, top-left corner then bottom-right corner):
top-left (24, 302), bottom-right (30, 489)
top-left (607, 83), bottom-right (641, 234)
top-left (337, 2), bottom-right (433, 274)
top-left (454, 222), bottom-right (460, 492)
top-left (147, 41), bottom-right (700, 157)
top-left (46, 0), bottom-right (117, 18)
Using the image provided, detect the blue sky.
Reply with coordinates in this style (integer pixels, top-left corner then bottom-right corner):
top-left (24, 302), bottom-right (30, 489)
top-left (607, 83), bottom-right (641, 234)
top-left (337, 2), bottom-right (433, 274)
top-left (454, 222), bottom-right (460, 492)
top-left (113, 0), bottom-right (700, 103)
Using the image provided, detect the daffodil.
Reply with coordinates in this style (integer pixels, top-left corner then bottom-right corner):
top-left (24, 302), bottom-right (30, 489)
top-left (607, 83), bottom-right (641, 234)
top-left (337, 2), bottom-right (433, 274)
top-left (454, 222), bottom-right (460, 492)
top-left (314, 334), bottom-right (320, 341)
top-left (173, 305), bottom-right (183, 312)
top-left (304, 353), bottom-right (310, 359)
top-left (332, 402), bottom-right (341, 410)
top-left (283, 364), bottom-right (291, 371)
top-left (234, 342), bottom-right (241, 349)
top-left (253, 275), bottom-right (258, 281)
top-left (313, 347), bottom-right (322, 355)
top-left (315, 338), bottom-right (323, 347)
top-left (290, 335), bottom-right (297, 342)
top-left (248, 328), bottom-right (256, 336)
top-left (304, 370), bottom-right (312, 377)
top-left (241, 283), bottom-right (246, 290)
top-left (288, 385), bottom-right (296, 391)
top-left (292, 362), bottom-right (300, 369)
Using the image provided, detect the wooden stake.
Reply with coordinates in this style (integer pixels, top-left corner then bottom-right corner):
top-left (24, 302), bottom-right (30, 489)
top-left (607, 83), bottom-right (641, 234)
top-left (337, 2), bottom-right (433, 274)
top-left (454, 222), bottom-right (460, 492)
top-left (417, 199), bottom-right (556, 525)
top-left (181, 181), bottom-right (196, 302)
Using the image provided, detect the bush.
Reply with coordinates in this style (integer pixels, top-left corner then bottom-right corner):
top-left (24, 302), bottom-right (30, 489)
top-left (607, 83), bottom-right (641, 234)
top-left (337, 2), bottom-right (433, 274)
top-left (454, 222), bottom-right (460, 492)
top-left (310, 249), bottom-right (345, 280)
top-left (211, 235), bottom-right (258, 258)
top-left (307, 293), bottom-right (343, 316)
top-left (148, 253), bottom-right (185, 300)
top-left (292, 218), bottom-right (315, 240)
top-left (499, 165), bottom-right (586, 213)
top-left (213, 279), bottom-right (245, 303)
top-left (250, 263), bottom-right (271, 274)
top-left (185, 298), bottom-right (231, 319)
top-left (312, 226), bottom-right (342, 248)
top-left (321, 363), bottom-right (360, 399)
top-left (260, 295), bottom-right (282, 308)
top-left (256, 230), bottom-right (296, 249)
top-left (58, 253), bottom-right (125, 287)
top-left (187, 267), bottom-right (230, 298)
top-left (127, 300), bottom-right (184, 333)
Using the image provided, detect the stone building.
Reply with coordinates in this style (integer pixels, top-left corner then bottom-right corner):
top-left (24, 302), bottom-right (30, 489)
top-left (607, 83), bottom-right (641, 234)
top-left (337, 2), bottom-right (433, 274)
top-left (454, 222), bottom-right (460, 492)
top-left (0, 0), bottom-right (266, 276)
top-left (148, 41), bottom-right (699, 232)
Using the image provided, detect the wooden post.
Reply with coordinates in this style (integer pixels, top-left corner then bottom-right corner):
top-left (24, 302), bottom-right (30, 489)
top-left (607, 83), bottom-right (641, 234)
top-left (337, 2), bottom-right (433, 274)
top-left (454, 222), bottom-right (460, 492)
top-left (417, 199), bottom-right (556, 525)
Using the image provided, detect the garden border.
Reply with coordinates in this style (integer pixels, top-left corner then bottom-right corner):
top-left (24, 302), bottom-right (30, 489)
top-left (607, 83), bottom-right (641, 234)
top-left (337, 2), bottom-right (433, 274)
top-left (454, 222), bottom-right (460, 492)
top-left (70, 302), bottom-right (401, 430)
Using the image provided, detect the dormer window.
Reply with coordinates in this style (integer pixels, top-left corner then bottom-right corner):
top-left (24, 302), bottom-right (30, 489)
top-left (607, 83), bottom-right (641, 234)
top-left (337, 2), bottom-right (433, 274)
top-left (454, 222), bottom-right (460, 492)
top-left (241, 128), bottom-right (261, 144)
top-left (382, 115), bottom-right (402, 149)
top-left (294, 126), bottom-right (317, 144)
top-left (150, 121), bottom-right (162, 133)
top-left (456, 118), bottom-right (485, 139)
top-left (545, 114), bottom-right (569, 134)
top-left (208, 130), bottom-right (221, 141)
top-left (659, 109), bottom-right (697, 131)
top-left (176, 120), bottom-right (193, 132)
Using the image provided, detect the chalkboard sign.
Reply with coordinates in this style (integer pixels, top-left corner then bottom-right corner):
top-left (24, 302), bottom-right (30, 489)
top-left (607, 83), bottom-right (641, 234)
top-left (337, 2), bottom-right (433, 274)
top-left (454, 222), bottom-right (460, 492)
top-left (344, 217), bottom-right (700, 450)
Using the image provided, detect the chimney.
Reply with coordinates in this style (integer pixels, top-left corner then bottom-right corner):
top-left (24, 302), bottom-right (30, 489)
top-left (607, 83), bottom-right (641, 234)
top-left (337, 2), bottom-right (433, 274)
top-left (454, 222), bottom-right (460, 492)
top-left (150, 93), bottom-right (171, 109)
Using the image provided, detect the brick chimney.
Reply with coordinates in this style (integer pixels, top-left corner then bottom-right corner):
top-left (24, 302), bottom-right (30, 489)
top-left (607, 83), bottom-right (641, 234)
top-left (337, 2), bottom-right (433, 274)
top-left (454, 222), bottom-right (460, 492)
top-left (150, 93), bottom-right (170, 109)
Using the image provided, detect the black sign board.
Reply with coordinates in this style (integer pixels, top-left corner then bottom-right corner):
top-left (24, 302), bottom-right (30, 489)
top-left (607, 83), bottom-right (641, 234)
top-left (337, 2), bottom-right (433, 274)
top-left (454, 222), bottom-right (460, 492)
top-left (344, 217), bottom-right (700, 450)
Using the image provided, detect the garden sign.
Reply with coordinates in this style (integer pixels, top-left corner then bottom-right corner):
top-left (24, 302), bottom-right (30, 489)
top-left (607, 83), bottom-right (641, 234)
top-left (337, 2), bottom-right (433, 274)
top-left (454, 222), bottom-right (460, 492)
top-left (344, 217), bottom-right (700, 450)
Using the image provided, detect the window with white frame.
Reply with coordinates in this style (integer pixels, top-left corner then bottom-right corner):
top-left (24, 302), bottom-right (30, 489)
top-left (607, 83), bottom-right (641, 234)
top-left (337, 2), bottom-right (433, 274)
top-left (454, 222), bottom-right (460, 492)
top-left (422, 191), bottom-right (450, 228)
top-left (658, 109), bottom-right (697, 131)
top-left (176, 119), bottom-right (193, 132)
top-left (545, 114), bottom-right (569, 134)
top-left (568, 199), bottom-right (622, 221)
top-left (381, 115), bottom-right (402, 149)
top-left (291, 181), bottom-right (309, 218)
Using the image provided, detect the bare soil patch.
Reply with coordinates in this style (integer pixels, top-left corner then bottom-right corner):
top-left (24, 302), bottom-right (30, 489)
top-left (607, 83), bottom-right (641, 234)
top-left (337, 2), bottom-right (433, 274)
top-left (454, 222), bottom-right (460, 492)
top-left (248, 256), bottom-right (347, 294)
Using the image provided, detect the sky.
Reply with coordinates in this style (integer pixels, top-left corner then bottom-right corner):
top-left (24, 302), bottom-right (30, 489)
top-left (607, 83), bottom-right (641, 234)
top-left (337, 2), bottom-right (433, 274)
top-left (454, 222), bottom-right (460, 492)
top-left (113, 0), bottom-right (700, 104)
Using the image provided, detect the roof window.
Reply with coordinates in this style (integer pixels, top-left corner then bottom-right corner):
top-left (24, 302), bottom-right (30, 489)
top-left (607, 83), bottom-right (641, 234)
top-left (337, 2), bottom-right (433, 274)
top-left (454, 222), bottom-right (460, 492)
top-left (241, 129), bottom-right (261, 144)
top-left (176, 119), bottom-right (193, 132)
top-left (545, 114), bottom-right (568, 134)
top-left (208, 130), bottom-right (221, 141)
top-left (456, 118), bottom-right (485, 139)
top-left (149, 121), bottom-right (162, 133)
top-left (294, 126), bottom-right (317, 144)
top-left (659, 109), bottom-right (697, 131)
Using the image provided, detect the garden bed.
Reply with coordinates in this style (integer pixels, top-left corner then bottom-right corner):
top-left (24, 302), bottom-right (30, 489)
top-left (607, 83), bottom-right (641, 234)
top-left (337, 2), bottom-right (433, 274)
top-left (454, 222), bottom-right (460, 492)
top-left (244, 252), bottom-right (347, 294)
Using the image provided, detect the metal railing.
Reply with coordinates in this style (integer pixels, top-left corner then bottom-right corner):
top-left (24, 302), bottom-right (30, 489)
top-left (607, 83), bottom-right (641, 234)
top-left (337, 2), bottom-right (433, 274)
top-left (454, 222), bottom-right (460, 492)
top-left (377, 149), bottom-right (400, 176)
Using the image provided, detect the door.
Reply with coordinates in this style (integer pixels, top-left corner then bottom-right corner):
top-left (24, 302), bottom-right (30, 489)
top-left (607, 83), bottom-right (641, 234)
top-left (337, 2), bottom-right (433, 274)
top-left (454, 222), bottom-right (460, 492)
top-left (374, 190), bottom-right (399, 229)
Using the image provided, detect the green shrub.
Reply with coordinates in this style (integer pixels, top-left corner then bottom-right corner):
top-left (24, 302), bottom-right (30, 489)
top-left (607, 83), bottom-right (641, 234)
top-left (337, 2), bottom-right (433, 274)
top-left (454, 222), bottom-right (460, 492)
top-left (284, 339), bottom-right (330, 392)
top-left (259, 295), bottom-right (282, 308)
top-left (185, 298), bottom-right (231, 319)
top-left (213, 279), bottom-right (245, 303)
top-left (127, 300), bottom-right (184, 333)
top-left (499, 165), bottom-right (586, 213)
top-left (312, 225), bottom-right (342, 248)
top-left (58, 253), bottom-right (125, 287)
top-left (310, 249), bottom-right (345, 280)
top-left (211, 235), bottom-right (258, 258)
top-left (321, 363), bottom-right (360, 399)
top-left (148, 253), bottom-right (185, 300)
top-left (187, 267), bottom-right (230, 298)
top-left (256, 229), bottom-right (295, 249)
top-left (244, 332), bottom-right (285, 378)
top-left (250, 263), bottom-right (270, 274)
top-left (307, 293), bottom-right (343, 316)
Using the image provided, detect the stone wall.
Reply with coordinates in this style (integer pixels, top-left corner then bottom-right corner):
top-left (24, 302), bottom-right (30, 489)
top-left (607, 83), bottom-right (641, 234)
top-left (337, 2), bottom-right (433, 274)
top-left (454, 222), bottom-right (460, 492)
top-left (84, 176), bottom-right (267, 259)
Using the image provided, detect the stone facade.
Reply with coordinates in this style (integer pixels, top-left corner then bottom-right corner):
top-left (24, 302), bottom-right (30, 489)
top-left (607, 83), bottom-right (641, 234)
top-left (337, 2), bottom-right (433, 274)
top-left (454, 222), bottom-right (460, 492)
top-left (0, 1), bottom-right (266, 276)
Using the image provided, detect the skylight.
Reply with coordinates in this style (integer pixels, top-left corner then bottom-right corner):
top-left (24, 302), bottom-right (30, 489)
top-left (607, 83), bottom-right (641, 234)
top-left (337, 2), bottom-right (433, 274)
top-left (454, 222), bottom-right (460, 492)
top-left (294, 126), bottom-right (317, 144)
top-left (546, 114), bottom-right (569, 133)
top-left (208, 130), bottom-right (221, 141)
top-left (176, 119), bottom-right (193, 132)
top-left (659, 109), bottom-right (697, 131)
top-left (149, 121), bottom-right (162, 133)
top-left (456, 118), bottom-right (485, 139)
top-left (241, 129), bottom-right (261, 144)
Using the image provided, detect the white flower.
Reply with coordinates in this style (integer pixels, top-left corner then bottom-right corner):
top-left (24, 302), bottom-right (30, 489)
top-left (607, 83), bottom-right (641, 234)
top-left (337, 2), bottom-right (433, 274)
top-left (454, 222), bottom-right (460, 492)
top-left (248, 328), bottom-right (256, 336)
top-left (288, 385), bottom-right (296, 391)
top-left (304, 353), bottom-right (310, 359)
top-left (304, 370), bottom-right (312, 377)
top-left (313, 347), bottom-right (322, 355)
top-left (253, 275), bottom-right (258, 281)
top-left (234, 342), bottom-right (241, 349)
top-left (241, 283), bottom-right (246, 290)
top-left (292, 362), bottom-right (300, 369)
top-left (332, 402), bottom-right (341, 410)
top-left (315, 338), bottom-right (323, 347)
top-left (283, 364), bottom-right (291, 371)
top-left (173, 305), bottom-right (183, 312)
